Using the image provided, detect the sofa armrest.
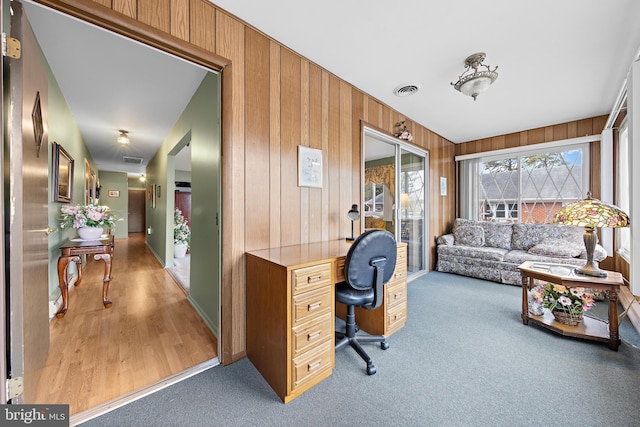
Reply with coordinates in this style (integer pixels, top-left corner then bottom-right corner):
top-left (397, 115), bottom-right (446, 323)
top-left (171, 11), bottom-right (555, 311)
top-left (437, 234), bottom-right (454, 246)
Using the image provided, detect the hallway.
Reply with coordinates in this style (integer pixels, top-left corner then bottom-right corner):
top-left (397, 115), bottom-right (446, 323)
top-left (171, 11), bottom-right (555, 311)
top-left (34, 233), bottom-right (218, 415)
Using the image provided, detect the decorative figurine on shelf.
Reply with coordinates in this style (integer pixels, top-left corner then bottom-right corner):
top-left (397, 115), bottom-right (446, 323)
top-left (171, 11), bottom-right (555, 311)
top-left (394, 121), bottom-right (414, 142)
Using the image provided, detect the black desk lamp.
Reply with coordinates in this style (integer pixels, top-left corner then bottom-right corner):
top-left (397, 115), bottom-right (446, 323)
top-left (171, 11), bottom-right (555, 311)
top-left (346, 204), bottom-right (360, 241)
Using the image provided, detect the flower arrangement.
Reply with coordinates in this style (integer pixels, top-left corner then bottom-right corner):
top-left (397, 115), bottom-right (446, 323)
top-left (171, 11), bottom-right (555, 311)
top-left (394, 121), bottom-right (414, 142)
top-left (174, 208), bottom-right (191, 247)
top-left (60, 200), bottom-right (119, 229)
top-left (530, 283), bottom-right (595, 316)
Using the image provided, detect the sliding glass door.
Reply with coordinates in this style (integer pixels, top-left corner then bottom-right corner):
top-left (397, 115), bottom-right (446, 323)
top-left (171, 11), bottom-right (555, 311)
top-left (363, 127), bottom-right (428, 278)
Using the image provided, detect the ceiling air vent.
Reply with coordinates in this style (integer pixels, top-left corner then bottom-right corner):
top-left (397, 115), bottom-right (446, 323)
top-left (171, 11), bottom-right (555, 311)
top-left (123, 156), bottom-right (144, 165)
top-left (393, 83), bottom-right (420, 97)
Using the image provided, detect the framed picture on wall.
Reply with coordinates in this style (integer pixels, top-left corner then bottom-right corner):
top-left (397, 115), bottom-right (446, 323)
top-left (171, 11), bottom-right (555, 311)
top-left (147, 184), bottom-right (156, 208)
top-left (52, 141), bottom-right (74, 203)
top-left (298, 146), bottom-right (323, 188)
top-left (108, 190), bottom-right (120, 198)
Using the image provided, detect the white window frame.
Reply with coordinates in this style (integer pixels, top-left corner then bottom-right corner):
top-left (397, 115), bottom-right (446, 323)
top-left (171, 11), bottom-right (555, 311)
top-left (617, 119), bottom-right (630, 262)
top-left (456, 135), bottom-right (596, 222)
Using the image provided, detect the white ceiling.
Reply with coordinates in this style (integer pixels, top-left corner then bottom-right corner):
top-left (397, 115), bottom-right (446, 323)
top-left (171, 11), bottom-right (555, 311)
top-left (215, 0), bottom-right (640, 143)
top-left (20, 0), bottom-right (640, 179)
top-left (23, 1), bottom-right (205, 175)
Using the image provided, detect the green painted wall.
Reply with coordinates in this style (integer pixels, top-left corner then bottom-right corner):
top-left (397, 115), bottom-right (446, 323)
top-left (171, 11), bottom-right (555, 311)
top-left (98, 171), bottom-right (128, 238)
top-left (44, 49), bottom-right (98, 303)
top-left (128, 176), bottom-right (147, 189)
top-left (146, 72), bottom-right (221, 335)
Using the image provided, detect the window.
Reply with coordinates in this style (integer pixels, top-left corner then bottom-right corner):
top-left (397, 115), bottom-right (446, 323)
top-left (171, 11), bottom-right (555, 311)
top-left (462, 143), bottom-right (590, 224)
top-left (364, 182), bottom-right (384, 214)
top-left (617, 121), bottom-right (630, 260)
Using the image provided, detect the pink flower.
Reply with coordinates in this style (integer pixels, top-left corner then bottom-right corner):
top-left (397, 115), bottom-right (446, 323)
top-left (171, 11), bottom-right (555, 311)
top-left (558, 296), bottom-right (572, 307)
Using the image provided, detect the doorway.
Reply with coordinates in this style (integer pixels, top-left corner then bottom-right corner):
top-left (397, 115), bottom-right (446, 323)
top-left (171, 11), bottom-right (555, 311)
top-left (128, 189), bottom-right (146, 233)
top-left (363, 126), bottom-right (429, 279)
top-left (4, 0), bottom-right (222, 417)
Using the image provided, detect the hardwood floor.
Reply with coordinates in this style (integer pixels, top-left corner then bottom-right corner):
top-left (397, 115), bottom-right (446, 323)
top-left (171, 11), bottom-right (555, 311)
top-left (34, 233), bottom-right (218, 415)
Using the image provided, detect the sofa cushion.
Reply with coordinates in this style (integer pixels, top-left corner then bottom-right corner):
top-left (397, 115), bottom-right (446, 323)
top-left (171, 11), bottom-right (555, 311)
top-left (527, 239), bottom-right (582, 258)
top-left (454, 218), bottom-right (513, 250)
top-left (511, 223), bottom-right (583, 251)
top-left (438, 244), bottom-right (507, 262)
top-left (454, 225), bottom-right (485, 247)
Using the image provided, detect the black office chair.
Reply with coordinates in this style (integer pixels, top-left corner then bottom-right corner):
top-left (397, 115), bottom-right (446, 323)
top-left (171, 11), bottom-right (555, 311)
top-left (335, 229), bottom-right (397, 375)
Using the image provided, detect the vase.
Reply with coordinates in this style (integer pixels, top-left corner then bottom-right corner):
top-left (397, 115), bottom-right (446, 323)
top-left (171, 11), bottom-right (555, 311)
top-left (174, 243), bottom-right (188, 258)
top-left (78, 226), bottom-right (104, 241)
top-left (528, 291), bottom-right (544, 316)
top-left (552, 310), bottom-right (583, 326)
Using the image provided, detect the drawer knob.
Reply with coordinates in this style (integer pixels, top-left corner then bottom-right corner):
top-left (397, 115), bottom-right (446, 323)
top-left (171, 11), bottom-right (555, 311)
top-left (308, 302), bottom-right (322, 311)
top-left (308, 359), bottom-right (322, 372)
top-left (307, 331), bottom-right (321, 341)
top-left (307, 275), bottom-right (322, 283)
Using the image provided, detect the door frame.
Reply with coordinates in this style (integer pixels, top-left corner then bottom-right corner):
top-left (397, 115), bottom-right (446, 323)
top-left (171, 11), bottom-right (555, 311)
top-left (26, 0), bottom-right (234, 363)
top-left (362, 124), bottom-right (430, 280)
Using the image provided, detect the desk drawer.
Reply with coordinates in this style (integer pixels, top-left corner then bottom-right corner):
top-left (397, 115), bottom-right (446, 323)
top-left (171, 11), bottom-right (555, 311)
top-left (387, 303), bottom-right (407, 334)
top-left (386, 280), bottom-right (407, 310)
top-left (292, 264), bottom-right (332, 294)
top-left (292, 286), bottom-right (332, 326)
top-left (292, 312), bottom-right (333, 357)
top-left (292, 340), bottom-right (333, 392)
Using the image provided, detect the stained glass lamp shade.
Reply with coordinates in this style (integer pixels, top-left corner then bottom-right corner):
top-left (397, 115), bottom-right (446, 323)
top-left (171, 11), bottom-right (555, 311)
top-left (554, 193), bottom-right (630, 277)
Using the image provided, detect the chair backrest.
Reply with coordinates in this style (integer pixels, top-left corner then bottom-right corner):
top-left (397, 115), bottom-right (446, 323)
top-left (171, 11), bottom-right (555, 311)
top-left (344, 230), bottom-right (397, 309)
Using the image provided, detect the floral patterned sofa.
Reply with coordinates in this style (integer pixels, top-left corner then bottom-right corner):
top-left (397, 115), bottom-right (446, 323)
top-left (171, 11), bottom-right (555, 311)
top-left (436, 218), bottom-right (607, 285)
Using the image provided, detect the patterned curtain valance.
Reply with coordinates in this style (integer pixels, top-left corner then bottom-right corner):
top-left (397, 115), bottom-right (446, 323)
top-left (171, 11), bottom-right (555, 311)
top-left (365, 165), bottom-right (395, 199)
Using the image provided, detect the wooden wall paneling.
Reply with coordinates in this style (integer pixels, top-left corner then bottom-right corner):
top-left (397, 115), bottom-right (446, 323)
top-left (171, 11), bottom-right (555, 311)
top-left (189, 0), bottom-right (215, 52)
top-left (279, 48), bottom-right (301, 246)
top-left (328, 75), bottom-right (341, 240)
top-left (367, 97), bottom-right (381, 129)
top-left (308, 64), bottom-right (323, 243)
top-left (244, 28), bottom-right (270, 251)
top-left (138, 0), bottom-right (170, 33)
top-left (491, 135), bottom-right (505, 151)
top-left (577, 118), bottom-right (594, 137)
top-left (351, 90), bottom-right (364, 236)
top-left (339, 81), bottom-right (353, 240)
top-left (216, 10), bottom-right (246, 363)
top-left (92, 0), bottom-right (112, 9)
top-left (299, 59), bottom-right (310, 244)
top-left (112, 0), bottom-right (136, 18)
top-left (170, 0), bottom-right (188, 41)
top-left (552, 123), bottom-right (568, 141)
top-left (269, 41), bottom-right (282, 249)
top-left (321, 71), bottom-right (330, 242)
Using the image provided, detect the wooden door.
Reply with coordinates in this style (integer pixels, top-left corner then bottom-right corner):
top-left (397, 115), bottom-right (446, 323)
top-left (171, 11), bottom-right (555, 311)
top-left (128, 189), bottom-right (146, 233)
top-left (175, 191), bottom-right (192, 226)
top-left (5, 1), bottom-right (51, 403)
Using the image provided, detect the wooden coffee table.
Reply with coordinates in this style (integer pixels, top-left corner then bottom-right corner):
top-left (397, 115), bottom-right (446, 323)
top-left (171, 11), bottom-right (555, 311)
top-left (518, 261), bottom-right (623, 350)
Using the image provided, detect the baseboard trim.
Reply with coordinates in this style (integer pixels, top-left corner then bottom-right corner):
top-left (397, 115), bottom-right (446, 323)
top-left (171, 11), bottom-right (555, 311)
top-left (69, 357), bottom-right (220, 426)
top-left (619, 286), bottom-right (640, 336)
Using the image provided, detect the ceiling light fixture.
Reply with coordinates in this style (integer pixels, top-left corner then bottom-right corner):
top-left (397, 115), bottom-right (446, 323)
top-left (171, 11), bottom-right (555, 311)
top-left (139, 174), bottom-right (146, 182)
top-left (451, 52), bottom-right (498, 101)
top-left (117, 130), bottom-right (130, 146)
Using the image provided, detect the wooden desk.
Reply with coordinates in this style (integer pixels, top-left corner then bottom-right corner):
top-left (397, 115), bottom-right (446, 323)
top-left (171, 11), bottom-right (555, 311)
top-left (246, 240), bottom-right (407, 403)
top-left (519, 261), bottom-right (623, 350)
top-left (56, 236), bottom-right (114, 318)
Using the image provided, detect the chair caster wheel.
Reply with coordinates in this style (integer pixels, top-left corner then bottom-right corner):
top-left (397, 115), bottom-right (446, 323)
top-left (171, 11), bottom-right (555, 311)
top-left (380, 341), bottom-right (390, 350)
top-left (355, 325), bottom-right (360, 333)
top-left (366, 363), bottom-right (377, 375)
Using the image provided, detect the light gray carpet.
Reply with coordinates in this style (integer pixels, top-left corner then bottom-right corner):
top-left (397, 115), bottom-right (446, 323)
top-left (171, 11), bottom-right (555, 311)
top-left (167, 255), bottom-right (190, 293)
top-left (81, 272), bottom-right (640, 427)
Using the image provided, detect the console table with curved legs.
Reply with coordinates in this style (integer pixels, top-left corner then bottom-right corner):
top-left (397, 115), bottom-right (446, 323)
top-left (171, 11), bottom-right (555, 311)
top-left (56, 235), bottom-right (114, 318)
